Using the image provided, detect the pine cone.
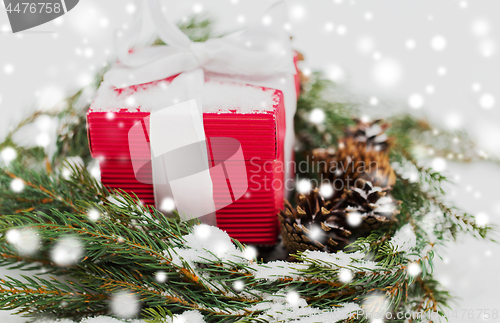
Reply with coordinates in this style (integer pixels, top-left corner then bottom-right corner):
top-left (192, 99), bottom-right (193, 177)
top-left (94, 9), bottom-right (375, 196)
top-left (279, 181), bottom-right (400, 255)
top-left (346, 119), bottom-right (392, 152)
top-left (279, 189), bottom-right (352, 254)
top-left (325, 179), bottom-right (400, 236)
top-left (313, 138), bottom-right (396, 202)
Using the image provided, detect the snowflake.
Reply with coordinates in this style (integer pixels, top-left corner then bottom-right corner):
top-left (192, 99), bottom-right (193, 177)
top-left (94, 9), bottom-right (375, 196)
top-left (4, 64), bottom-right (14, 74)
top-left (338, 268), bottom-right (354, 283)
top-left (110, 290), bottom-right (140, 318)
top-left (479, 93), bottom-right (495, 109)
top-left (309, 108), bottom-right (326, 124)
top-left (475, 212), bottom-right (489, 227)
top-left (286, 291), bottom-right (300, 306)
top-left (10, 178), bottom-right (24, 192)
top-left (1, 147), bottom-right (17, 165)
top-left (431, 35), bottom-right (447, 51)
top-left (297, 179), bottom-right (312, 194)
top-left (408, 93), bottom-right (424, 109)
top-left (6, 228), bottom-right (41, 255)
top-left (407, 262), bottom-right (421, 276)
top-left (319, 184), bottom-right (334, 198)
top-left (347, 211), bottom-right (362, 227)
top-left (50, 236), bottom-right (84, 266)
top-left (88, 209), bottom-right (101, 221)
top-left (155, 271), bottom-right (168, 283)
top-left (243, 246), bottom-right (257, 261)
top-left (372, 58), bottom-right (402, 88)
top-left (233, 280), bottom-right (245, 292)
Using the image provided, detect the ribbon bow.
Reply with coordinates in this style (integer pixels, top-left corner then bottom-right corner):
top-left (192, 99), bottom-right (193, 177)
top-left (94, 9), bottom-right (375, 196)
top-left (102, 0), bottom-right (297, 223)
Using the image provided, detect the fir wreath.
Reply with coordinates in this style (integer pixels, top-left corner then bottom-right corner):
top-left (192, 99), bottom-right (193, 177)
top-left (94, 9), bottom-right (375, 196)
top-left (0, 17), bottom-right (495, 323)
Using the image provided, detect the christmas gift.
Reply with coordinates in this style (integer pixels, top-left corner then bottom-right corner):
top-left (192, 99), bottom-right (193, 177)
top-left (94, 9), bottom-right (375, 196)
top-left (86, 0), bottom-right (298, 245)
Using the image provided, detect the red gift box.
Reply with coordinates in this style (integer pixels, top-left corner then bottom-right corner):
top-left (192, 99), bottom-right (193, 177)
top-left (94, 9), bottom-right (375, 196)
top-left (87, 75), bottom-right (289, 245)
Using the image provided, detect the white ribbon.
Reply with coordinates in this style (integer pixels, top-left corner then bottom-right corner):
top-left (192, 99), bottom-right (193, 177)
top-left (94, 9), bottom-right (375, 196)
top-left (102, 0), bottom-right (297, 223)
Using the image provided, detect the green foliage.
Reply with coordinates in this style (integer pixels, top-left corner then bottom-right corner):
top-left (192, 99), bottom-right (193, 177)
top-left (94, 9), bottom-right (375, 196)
top-left (0, 16), bottom-right (496, 323)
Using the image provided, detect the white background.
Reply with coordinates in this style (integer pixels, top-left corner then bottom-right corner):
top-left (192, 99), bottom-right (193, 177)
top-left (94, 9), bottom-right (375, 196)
top-left (1, 1), bottom-right (499, 322)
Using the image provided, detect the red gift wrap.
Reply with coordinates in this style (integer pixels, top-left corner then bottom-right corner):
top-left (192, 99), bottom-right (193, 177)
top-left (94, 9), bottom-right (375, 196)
top-left (87, 75), bottom-right (291, 245)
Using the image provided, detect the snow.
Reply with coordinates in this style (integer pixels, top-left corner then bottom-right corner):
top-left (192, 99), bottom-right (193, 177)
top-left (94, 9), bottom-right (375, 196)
top-left (0, 147), bottom-right (17, 166)
top-left (407, 262), bottom-right (422, 276)
top-left (251, 297), bottom-right (360, 323)
top-left (110, 291), bottom-right (140, 319)
top-left (91, 78), bottom-right (279, 114)
top-left (10, 178), bottom-right (24, 192)
top-left (338, 268), bottom-right (354, 283)
top-left (302, 250), bottom-right (382, 272)
top-left (50, 236), bottom-right (84, 267)
top-left (166, 224), bottom-right (244, 272)
top-left (408, 93), bottom-right (424, 109)
top-left (389, 224), bottom-right (417, 254)
top-left (35, 318), bottom-right (146, 323)
top-left (252, 261), bottom-right (308, 280)
top-left (479, 93), bottom-right (495, 109)
top-left (155, 270), bottom-right (168, 283)
top-left (6, 228), bottom-right (41, 255)
top-left (308, 108), bottom-right (325, 124)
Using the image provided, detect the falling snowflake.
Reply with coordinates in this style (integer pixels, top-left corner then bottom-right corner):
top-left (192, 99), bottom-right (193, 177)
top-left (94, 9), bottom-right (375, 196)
top-left (324, 22), bottom-right (334, 32)
top-left (88, 209), bottom-right (101, 221)
top-left (10, 178), bottom-right (24, 193)
top-left (431, 158), bottom-right (446, 172)
top-left (309, 108), bottom-right (326, 124)
top-left (357, 36), bottom-right (375, 54)
top-left (194, 224), bottom-right (212, 239)
top-left (243, 246), bottom-right (257, 260)
top-left (338, 268), bottom-right (354, 283)
top-left (1, 147), bottom-right (17, 165)
top-left (99, 18), bottom-right (109, 28)
top-left (408, 94), bottom-right (424, 109)
top-left (261, 15), bottom-right (272, 26)
top-left (407, 262), bottom-right (421, 276)
top-left (286, 291), bottom-right (300, 306)
top-left (472, 19), bottom-right (489, 37)
top-left (290, 5), bottom-right (305, 21)
top-left (6, 228), bottom-right (41, 255)
top-left (431, 35), bottom-right (447, 51)
top-left (297, 179), bottom-right (312, 194)
top-left (4, 64), bottom-right (14, 74)
top-left (405, 39), bottom-right (416, 50)
top-left (233, 280), bottom-right (245, 292)
top-left (347, 212), bottom-right (362, 227)
top-left (325, 64), bottom-right (345, 83)
top-left (125, 3), bottom-right (136, 14)
top-left (193, 4), bottom-right (203, 14)
top-left (111, 290), bottom-right (140, 318)
top-left (155, 271), bottom-right (168, 284)
top-left (50, 236), bottom-right (84, 266)
top-left (445, 114), bottom-right (462, 129)
top-left (159, 197), bottom-right (176, 212)
top-left (479, 93), bottom-right (495, 109)
top-left (425, 85), bottom-right (435, 94)
top-left (437, 66), bottom-right (447, 76)
top-left (237, 15), bottom-right (245, 24)
top-left (319, 184), bottom-right (334, 198)
top-left (372, 58), bottom-right (402, 88)
top-left (307, 226), bottom-right (323, 240)
top-left (337, 25), bottom-right (347, 35)
top-left (475, 212), bottom-right (489, 227)
top-left (479, 39), bottom-right (496, 57)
